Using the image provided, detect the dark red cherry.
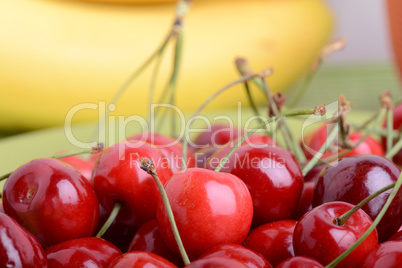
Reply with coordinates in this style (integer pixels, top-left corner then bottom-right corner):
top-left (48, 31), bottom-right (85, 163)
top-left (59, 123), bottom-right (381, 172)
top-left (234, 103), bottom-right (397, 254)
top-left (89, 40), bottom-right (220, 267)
top-left (185, 256), bottom-right (248, 268)
top-left (108, 251), bottom-right (177, 268)
top-left (199, 244), bottom-right (272, 268)
top-left (295, 182), bottom-right (315, 220)
top-left (359, 241), bottom-right (402, 267)
top-left (303, 163), bottom-right (328, 183)
top-left (128, 131), bottom-right (195, 174)
top-left (313, 155), bottom-right (402, 242)
top-left (243, 220), bottom-right (296, 267)
top-left (45, 237), bottom-right (122, 267)
top-left (218, 144), bottom-right (303, 226)
top-left (275, 256), bottom-right (324, 268)
top-left (293, 201), bottom-right (378, 267)
top-left (0, 212), bottom-right (47, 267)
top-left (388, 230), bottom-right (402, 242)
top-left (156, 168), bottom-right (253, 260)
top-left (3, 158), bottom-right (99, 248)
top-left (92, 141), bottom-right (173, 227)
top-left (128, 219), bottom-right (183, 266)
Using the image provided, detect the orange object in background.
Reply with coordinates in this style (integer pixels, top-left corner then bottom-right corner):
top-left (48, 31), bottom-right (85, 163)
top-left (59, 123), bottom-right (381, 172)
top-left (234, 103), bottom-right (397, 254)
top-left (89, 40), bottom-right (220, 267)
top-left (387, 0), bottom-right (402, 83)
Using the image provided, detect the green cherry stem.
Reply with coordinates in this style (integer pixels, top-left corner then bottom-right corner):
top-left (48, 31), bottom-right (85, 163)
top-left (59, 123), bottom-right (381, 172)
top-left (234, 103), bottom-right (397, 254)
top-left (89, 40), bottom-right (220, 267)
top-left (95, 201), bottom-right (122, 238)
top-left (140, 157), bottom-right (190, 265)
top-left (301, 123), bottom-right (338, 176)
top-left (386, 134), bottom-right (402, 160)
top-left (386, 107), bottom-right (394, 153)
top-left (214, 105), bottom-right (326, 172)
top-left (325, 172), bottom-right (402, 268)
top-left (180, 72), bottom-right (266, 170)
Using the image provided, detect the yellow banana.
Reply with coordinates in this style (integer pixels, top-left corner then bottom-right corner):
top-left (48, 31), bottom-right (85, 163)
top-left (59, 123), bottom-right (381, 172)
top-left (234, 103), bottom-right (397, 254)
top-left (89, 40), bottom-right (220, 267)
top-left (0, 0), bottom-right (334, 131)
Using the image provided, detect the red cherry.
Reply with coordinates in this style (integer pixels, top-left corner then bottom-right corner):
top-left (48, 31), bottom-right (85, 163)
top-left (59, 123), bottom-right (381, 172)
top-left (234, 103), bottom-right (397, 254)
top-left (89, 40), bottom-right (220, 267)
top-left (128, 219), bottom-right (183, 266)
top-left (200, 243), bottom-right (272, 268)
top-left (295, 182), bottom-right (315, 220)
top-left (128, 131), bottom-right (196, 174)
top-left (301, 124), bottom-right (384, 160)
top-left (388, 230), bottom-right (402, 242)
top-left (3, 158), bottom-right (99, 248)
top-left (382, 102), bottom-right (402, 166)
top-left (303, 163), bottom-right (328, 183)
top-left (189, 123), bottom-right (242, 151)
top-left (218, 144), bottom-right (304, 226)
top-left (243, 220), bottom-right (296, 267)
top-left (0, 212), bottom-right (47, 267)
top-left (275, 256), bottom-right (324, 268)
top-left (156, 168), bottom-right (253, 260)
top-left (293, 201), bottom-right (378, 267)
top-left (92, 141), bottom-right (173, 227)
top-left (45, 237), bottom-right (122, 267)
top-left (59, 153), bottom-right (100, 182)
top-left (313, 155), bottom-right (402, 242)
top-left (359, 241), bottom-right (402, 267)
top-left (185, 256), bottom-right (249, 268)
top-left (108, 251), bottom-right (177, 268)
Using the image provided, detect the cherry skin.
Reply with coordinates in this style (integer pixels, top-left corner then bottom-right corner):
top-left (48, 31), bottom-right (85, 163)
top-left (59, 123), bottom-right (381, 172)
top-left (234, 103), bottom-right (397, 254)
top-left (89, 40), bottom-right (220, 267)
top-left (303, 163), bottom-right (328, 183)
top-left (358, 241), bottom-right (402, 267)
top-left (301, 124), bottom-right (384, 160)
top-left (218, 144), bottom-right (304, 226)
top-left (243, 220), bottom-right (296, 267)
top-left (295, 182), bottom-right (315, 220)
top-left (128, 131), bottom-right (196, 174)
top-left (275, 256), bottom-right (324, 268)
top-left (3, 158), bottom-right (99, 248)
top-left (92, 141), bottom-right (173, 227)
top-left (0, 212), bottom-right (47, 268)
top-left (185, 256), bottom-right (249, 268)
top-left (45, 237), bottom-right (122, 267)
top-left (293, 201), bottom-right (378, 268)
top-left (312, 155), bottom-right (402, 242)
top-left (108, 251), bottom-right (177, 268)
top-left (199, 244), bottom-right (272, 268)
top-left (156, 168), bottom-right (253, 260)
top-left (128, 219), bottom-right (183, 266)
top-left (388, 230), bottom-right (402, 242)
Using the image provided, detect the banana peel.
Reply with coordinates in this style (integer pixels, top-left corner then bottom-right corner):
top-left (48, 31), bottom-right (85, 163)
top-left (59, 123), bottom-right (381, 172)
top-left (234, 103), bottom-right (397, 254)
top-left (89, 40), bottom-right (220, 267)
top-left (0, 0), bottom-right (334, 131)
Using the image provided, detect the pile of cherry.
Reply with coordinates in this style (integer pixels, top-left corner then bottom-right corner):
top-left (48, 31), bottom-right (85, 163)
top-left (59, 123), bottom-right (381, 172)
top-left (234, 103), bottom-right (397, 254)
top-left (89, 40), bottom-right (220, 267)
top-left (1, 104), bottom-right (402, 268)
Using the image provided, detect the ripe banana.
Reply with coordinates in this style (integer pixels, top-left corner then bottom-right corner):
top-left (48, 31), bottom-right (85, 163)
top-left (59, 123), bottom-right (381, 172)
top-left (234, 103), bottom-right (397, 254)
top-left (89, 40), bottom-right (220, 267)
top-left (0, 0), bottom-right (334, 131)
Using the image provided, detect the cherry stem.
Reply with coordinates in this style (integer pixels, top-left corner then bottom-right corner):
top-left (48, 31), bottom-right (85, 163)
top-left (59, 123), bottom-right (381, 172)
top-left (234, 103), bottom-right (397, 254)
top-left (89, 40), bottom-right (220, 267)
top-left (302, 123), bottom-right (339, 176)
top-left (334, 182), bottom-right (396, 226)
top-left (180, 72), bottom-right (267, 170)
top-left (140, 157), bottom-right (191, 266)
top-left (95, 201), bottom-right (122, 238)
top-left (325, 173), bottom-right (402, 268)
top-left (0, 144), bottom-right (104, 182)
top-left (386, 107), bottom-right (394, 153)
top-left (386, 134), bottom-right (402, 160)
top-left (214, 105), bottom-right (326, 172)
top-left (243, 81), bottom-right (270, 133)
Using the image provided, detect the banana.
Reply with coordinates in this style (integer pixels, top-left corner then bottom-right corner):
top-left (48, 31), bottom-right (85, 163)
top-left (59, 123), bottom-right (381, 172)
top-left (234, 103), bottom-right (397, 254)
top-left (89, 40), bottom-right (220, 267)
top-left (0, 0), bottom-right (334, 131)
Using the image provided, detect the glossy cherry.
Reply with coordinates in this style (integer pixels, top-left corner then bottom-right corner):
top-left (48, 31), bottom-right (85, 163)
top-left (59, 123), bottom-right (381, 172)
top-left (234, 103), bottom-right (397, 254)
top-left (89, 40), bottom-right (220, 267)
top-left (199, 244), bottom-right (272, 268)
top-left (295, 182), bottom-right (315, 220)
top-left (92, 141), bottom-right (173, 227)
top-left (128, 219), bottom-right (183, 266)
top-left (45, 237), bottom-right (122, 267)
top-left (359, 241), bottom-right (402, 267)
top-left (59, 153), bottom-right (100, 182)
top-left (3, 158), bottom-right (99, 248)
top-left (293, 201), bottom-right (378, 267)
top-left (128, 131), bottom-right (195, 174)
top-left (275, 256), bottom-right (324, 268)
top-left (313, 155), bottom-right (402, 242)
top-left (156, 168), bottom-right (253, 260)
top-left (108, 251), bottom-right (177, 268)
top-left (301, 124), bottom-right (384, 160)
top-left (218, 144), bottom-right (303, 226)
top-left (0, 212), bottom-right (47, 267)
top-left (243, 220), bottom-right (296, 267)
